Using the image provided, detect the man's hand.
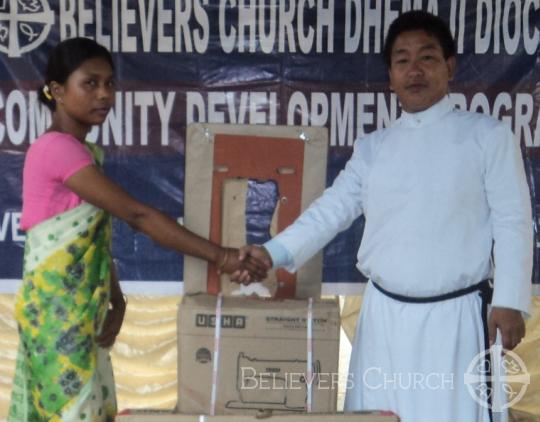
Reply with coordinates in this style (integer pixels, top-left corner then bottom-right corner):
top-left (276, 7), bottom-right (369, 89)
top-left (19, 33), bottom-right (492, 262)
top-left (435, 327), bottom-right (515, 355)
top-left (230, 245), bottom-right (273, 284)
top-left (217, 247), bottom-right (269, 281)
top-left (488, 307), bottom-right (525, 351)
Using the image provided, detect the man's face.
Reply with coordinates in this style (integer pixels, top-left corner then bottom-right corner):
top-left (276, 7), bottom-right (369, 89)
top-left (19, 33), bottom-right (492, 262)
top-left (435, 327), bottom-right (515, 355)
top-left (388, 30), bottom-right (455, 113)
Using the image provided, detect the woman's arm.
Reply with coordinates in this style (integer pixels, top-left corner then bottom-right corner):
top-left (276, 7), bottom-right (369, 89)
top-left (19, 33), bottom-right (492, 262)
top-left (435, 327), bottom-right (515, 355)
top-left (65, 165), bottom-right (264, 276)
top-left (96, 259), bottom-right (126, 348)
top-left (109, 258), bottom-right (125, 308)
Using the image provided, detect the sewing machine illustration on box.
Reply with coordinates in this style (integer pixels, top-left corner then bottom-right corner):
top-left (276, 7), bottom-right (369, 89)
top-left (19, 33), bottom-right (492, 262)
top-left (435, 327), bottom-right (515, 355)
top-left (225, 352), bottom-right (322, 412)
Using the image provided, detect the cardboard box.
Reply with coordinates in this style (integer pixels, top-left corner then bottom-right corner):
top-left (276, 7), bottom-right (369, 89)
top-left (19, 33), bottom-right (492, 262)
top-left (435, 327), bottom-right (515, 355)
top-left (177, 294), bottom-right (340, 415)
top-left (117, 410), bottom-right (399, 421)
top-left (184, 123), bottom-right (328, 298)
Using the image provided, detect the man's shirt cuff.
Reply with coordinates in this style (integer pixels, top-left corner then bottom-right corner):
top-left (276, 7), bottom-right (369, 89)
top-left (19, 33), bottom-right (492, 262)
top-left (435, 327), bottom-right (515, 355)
top-left (263, 238), bottom-right (294, 269)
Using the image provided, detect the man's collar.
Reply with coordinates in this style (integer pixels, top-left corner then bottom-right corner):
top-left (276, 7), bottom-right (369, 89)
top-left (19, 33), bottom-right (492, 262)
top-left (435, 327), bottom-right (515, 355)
top-left (397, 95), bottom-right (454, 128)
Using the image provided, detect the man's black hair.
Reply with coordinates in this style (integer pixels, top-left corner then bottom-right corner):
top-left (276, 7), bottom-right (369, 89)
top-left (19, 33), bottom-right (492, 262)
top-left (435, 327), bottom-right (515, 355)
top-left (383, 10), bottom-right (456, 67)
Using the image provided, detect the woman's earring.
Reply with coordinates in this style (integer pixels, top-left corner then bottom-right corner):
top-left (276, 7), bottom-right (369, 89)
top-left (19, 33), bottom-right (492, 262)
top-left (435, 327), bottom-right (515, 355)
top-left (42, 85), bottom-right (53, 101)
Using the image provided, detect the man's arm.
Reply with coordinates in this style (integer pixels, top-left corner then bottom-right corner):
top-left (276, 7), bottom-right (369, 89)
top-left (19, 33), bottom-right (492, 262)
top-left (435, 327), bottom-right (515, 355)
top-left (264, 137), bottom-right (373, 272)
top-left (488, 308), bottom-right (525, 350)
top-left (233, 137), bottom-right (377, 283)
top-left (484, 121), bottom-right (533, 350)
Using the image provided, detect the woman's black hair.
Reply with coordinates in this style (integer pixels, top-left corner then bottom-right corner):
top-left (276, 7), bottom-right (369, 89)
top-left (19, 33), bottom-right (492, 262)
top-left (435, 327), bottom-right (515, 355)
top-left (39, 37), bottom-right (114, 111)
top-left (383, 10), bottom-right (456, 67)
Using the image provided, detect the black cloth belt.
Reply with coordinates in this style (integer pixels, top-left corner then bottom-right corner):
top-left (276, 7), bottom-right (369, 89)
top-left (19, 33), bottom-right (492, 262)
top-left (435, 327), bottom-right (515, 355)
top-left (371, 278), bottom-right (492, 304)
top-left (371, 279), bottom-right (494, 422)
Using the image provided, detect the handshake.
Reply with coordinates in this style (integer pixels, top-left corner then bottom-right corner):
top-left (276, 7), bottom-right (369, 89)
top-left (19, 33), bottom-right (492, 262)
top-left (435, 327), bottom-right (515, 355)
top-left (217, 245), bottom-right (274, 284)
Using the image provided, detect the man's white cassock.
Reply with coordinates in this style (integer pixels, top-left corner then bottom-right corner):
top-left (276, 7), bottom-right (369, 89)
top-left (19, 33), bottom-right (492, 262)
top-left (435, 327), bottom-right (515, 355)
top-left (265, 96), bottom-right (532, 422)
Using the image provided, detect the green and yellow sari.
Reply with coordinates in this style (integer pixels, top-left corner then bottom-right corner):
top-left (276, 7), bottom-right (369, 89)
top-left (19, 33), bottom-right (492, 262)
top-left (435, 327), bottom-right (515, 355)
top-left (8, 144), bottom-right (117, 422)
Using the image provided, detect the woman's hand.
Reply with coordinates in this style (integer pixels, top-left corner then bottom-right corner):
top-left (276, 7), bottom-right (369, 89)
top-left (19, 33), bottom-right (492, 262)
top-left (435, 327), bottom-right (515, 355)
top-left (96, 295), bottom-right (126, 348)
top-left (217, 247), bottom-right (270, 283)
top-left (230, 245), bottom-right (273, 284)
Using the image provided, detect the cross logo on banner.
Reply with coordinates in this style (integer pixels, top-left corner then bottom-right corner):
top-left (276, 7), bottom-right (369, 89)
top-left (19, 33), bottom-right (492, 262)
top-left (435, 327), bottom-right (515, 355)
top-left (0, 0), bottom-right (54, 57)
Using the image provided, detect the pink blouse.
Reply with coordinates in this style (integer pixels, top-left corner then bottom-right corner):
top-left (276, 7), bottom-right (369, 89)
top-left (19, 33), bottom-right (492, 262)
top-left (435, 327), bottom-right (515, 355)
top-left (21, 132), bottom-right (94, 230)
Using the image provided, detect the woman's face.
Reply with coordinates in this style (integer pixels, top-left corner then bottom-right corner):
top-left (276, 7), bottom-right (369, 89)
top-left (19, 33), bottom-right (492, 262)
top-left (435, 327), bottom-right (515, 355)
top-left (54, 57), bottom-right (116, 127)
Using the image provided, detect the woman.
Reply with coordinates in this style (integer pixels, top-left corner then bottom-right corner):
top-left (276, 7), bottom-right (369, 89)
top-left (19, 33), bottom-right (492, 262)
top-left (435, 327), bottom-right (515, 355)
top-left (8, 38), bottom-right (264, 421)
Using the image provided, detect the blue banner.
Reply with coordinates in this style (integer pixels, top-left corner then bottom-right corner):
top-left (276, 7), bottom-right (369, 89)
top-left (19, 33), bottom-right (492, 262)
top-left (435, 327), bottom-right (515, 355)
top-left (0, 0), bottom-right (539, 291)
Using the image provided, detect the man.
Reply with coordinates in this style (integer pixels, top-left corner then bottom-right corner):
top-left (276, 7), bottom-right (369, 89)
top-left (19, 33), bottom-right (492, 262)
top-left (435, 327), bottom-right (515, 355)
top-left (235, 10), bottom-right (532, 422)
